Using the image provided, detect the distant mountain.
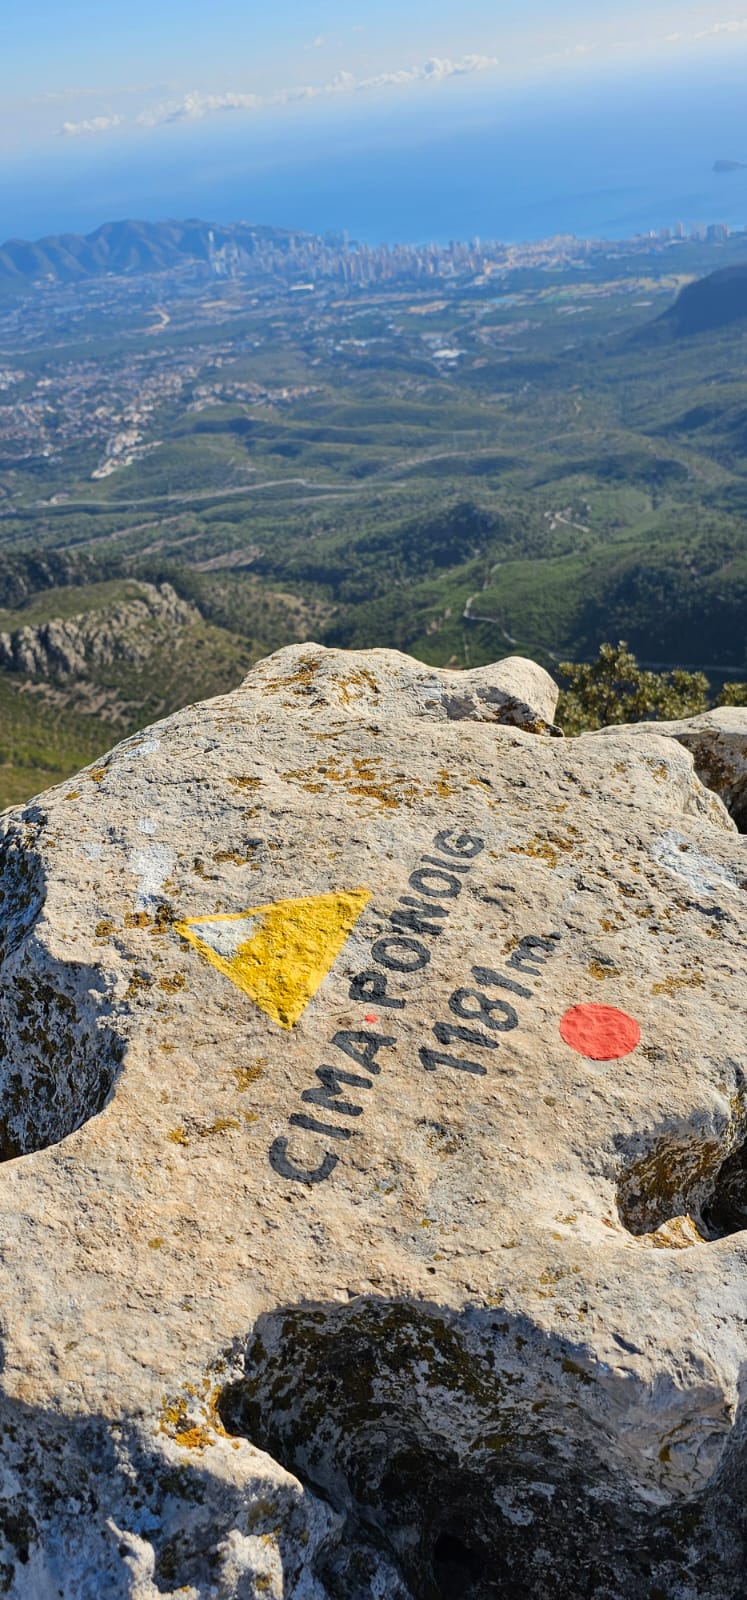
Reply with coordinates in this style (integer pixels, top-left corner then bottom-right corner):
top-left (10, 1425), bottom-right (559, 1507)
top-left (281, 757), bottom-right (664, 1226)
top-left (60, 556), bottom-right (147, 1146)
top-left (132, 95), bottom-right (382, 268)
top-left (654, 264), bottom-right (747, 337)
top-left (0, 217), bottom-right (312, 286)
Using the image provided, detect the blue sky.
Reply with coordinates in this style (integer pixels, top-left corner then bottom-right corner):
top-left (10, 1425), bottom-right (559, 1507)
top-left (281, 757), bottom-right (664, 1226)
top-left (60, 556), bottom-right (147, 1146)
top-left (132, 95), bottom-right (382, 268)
top-left (3, 2), bottom-right (747, 241)
top-left (5, 1), bottom-right (747, 151)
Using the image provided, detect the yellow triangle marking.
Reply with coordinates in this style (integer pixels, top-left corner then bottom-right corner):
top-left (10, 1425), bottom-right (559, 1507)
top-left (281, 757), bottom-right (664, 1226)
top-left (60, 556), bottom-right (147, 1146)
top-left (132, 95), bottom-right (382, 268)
top-left (176, 889), bottom-right (371, 1030)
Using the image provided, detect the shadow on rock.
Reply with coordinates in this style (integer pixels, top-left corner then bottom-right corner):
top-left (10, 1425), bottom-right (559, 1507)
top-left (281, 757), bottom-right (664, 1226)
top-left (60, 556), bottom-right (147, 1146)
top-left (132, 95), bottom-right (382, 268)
top-left (217, 1293), bottom-right (747, 1600)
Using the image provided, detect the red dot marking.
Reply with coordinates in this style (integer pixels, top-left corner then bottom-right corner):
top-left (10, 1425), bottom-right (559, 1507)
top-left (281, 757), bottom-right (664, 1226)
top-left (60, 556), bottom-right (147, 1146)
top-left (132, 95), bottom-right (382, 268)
top-left (364, 1013), bottom-right (379, 1025)
top-left (559, 1004), bottom-right (640, 1062)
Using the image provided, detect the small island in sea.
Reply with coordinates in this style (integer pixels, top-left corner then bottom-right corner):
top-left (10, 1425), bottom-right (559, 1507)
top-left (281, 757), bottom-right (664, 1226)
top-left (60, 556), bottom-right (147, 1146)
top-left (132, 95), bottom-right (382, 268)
top-left (714, 158), bottom-right (747, 172)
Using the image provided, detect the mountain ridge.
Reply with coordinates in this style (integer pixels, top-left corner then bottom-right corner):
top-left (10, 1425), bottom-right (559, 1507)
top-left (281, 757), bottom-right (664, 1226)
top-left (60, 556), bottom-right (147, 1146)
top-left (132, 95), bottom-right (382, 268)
top-left (655, 262), bottom-right (747, 336)
top-left (0, 216), bottom-right (316, 286)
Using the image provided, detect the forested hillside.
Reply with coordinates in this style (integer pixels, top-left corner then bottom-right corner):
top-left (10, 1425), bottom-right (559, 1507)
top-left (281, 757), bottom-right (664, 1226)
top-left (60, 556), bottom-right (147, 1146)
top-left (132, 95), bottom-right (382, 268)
top-left (1, 237), bottom-right (746, 804)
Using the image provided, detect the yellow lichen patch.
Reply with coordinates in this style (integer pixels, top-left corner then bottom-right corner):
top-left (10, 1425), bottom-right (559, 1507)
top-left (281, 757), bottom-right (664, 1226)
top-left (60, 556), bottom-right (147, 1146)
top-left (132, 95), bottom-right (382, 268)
top-left (177, 889), bottom-right (371, 1028)
top-left (125, 911), bottom-right (151, 929)
top-left (94, 919), bottom-right (115, 940)
top-left (213, 850), bottom-right (249, 866)
top-left (336, 666), bottom-right (381, 705)
top-left (172, 1423), bottom-right (214, 1451)
top-left (199, 1117), bottom-right (240, 1137)
top-left (652, 972), bottom-right (705, 996)
top-left (509, 833), bottom-right (575, 869)
top-left (125, 970), bottom-right (153, 999)
top-left (158, 973), bottom-right (186, 993)
top-left (644, 1215), bottom-right (704, 1250)
top-left (228, 776), bottom-right (262, 792)
top-left (433, 768), bottom-right (453, 798)
top-left (159, 1395), bottom-right (189, 1432)
top-left (587, 959), bottom-right (622, 981)
top-left (160, 1376), bottom-right (235, 1454)
top-left (87, 767), bottom-right (108, 783)
top-left (65, 791), bottom-right (80, 801)
top-left (282, 756), bottom-right (452, 812)
top-left (167, 1127), bottom-right (189, 1146)
top-left (232, 1060), bottom-right (267, 1091)
top-left (148, 1238), bottom-right (164, 1250)
top-left (309, 726), bottom-right (349, 743)
top-left (150, 903), bottom-right (177, 935)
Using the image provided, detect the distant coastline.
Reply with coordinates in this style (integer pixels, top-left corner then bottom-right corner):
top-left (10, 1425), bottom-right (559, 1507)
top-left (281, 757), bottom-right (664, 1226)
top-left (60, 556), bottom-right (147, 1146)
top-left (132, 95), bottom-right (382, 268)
top-left (714, 159), bottom-right (747, 173)
top-left (2, 209), bottom-right (747, 293)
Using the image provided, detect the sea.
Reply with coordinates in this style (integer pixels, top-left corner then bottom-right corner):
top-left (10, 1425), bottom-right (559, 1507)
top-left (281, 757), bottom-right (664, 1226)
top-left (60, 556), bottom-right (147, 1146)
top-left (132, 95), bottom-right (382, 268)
top-left (3, 56), bottom-right (747, 248)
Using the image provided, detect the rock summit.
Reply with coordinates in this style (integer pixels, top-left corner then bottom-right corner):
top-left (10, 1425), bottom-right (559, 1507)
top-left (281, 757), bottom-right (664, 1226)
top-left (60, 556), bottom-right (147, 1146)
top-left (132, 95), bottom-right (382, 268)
top-left (0, 644), bottom-right (745, 1599)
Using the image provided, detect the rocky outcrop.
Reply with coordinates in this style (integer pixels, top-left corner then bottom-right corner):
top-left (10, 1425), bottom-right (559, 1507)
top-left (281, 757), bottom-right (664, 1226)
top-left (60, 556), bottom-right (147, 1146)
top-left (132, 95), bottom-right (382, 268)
top-left (594, 706), bottom-right (747, 830)
top-left (0, 643), bottom-right (745, 1598)
top-left (0, 582), bottom-right (198, 678)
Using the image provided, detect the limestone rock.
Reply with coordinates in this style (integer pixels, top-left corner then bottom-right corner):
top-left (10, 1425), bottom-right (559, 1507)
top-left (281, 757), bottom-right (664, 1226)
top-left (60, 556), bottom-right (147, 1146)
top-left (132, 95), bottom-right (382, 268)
top-left (593, 706), bottom-right (747, 831)
top-left (240, 643), bottom-right (562, 733)
top-left (0, 643), bottom-right (745, 1598)
top-left (0, 582), bottom-right (198, 678)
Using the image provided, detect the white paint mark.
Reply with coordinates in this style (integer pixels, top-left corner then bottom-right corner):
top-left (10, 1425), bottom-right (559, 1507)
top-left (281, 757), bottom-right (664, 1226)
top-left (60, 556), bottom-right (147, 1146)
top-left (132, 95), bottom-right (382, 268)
top-left (124, 738), bottom-right (161, 759)
top-left (137, 817), bottom-right (157, 836)
top-left (651, 830), bottom-right (743, 899)
top-left (129, 844), bottom-right (176, 911)
top-left (186, 916), bottom-right (258, 958)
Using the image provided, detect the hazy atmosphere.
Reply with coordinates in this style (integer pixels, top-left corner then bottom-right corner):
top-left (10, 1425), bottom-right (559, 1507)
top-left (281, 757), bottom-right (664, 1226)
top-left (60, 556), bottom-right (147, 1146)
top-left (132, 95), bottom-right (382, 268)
top-left (4, 1), bottom-right (747, 239)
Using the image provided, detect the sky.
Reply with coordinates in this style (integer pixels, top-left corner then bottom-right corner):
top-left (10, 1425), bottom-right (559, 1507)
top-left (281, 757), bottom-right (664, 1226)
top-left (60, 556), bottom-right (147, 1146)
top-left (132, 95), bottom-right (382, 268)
top-left (6, 1), bottom-right (747, 150)
top-left (3, 2), bottom-right (747, 241)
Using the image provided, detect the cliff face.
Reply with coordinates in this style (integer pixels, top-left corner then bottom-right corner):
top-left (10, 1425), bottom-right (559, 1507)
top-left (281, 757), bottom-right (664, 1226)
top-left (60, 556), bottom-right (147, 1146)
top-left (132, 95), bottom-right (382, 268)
top-left (0, 643), bottom-right (745, 1599)
top-left (0, 582), bottom-right (198, 678)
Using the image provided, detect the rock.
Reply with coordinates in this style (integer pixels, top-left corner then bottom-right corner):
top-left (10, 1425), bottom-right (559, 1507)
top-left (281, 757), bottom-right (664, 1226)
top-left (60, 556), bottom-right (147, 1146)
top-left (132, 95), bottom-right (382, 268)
top-left (240, 643), bottom-right (562, 734)
top-left (0, 642), bottom-right (745, 1599)
top-left (593, 707), bottom-right (747, 830)
top-left (0, 583), bottom-right (199, 678)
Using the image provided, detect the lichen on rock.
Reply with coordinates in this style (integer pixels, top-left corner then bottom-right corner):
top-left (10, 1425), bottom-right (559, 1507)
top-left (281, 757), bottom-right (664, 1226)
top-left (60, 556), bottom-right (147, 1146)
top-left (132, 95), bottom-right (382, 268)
top-left (0, 643), bottom-right (743, 1597)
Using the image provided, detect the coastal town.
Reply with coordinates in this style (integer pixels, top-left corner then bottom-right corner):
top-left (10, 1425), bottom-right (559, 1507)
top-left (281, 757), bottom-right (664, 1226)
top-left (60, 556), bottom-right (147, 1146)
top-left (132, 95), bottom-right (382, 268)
top-left (0, 218), bottom-right (743, 501)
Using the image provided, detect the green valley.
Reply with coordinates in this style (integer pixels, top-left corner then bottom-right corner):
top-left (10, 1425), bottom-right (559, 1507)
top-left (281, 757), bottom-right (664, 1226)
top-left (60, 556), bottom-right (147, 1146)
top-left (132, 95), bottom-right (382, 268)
top-left (1, 221), bottom-right (746, 806)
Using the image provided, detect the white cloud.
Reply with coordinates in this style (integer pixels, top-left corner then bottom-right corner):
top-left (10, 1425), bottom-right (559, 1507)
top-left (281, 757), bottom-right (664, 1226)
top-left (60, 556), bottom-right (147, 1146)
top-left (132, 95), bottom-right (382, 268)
top-left (136, 52), bottom-right (499, 129)
top-left (694, 17), bottom-right (747, 36)
top-left (357, 54), bottom-right (498, 90)
top-left (138, 89), bottom-right (261, 127)
top-left (58, 114), bottom-right (124, 137)
top-left (305, 35), bottom-right (328, 50)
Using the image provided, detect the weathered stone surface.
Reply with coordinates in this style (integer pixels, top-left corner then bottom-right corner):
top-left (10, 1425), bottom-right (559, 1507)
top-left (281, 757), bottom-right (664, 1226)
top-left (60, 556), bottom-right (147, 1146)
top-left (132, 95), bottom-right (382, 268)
top-left (0, 642), bottom-right (745, 1598)
top-left (240, 643), bottom-right (562, 733)
top-left (594, 707), bottom-right (747, 831)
